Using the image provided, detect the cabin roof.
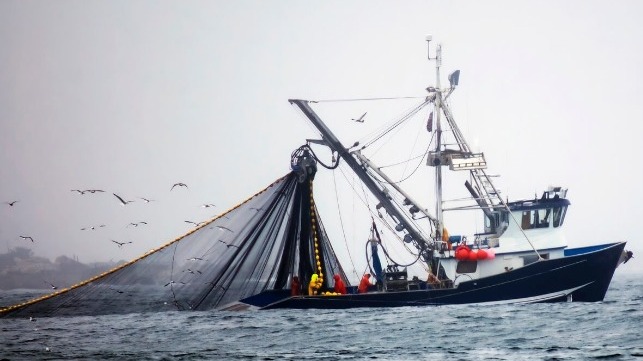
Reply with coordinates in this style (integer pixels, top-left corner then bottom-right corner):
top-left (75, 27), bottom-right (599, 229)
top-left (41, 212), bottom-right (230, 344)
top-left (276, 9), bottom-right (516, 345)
top-left (506, 196), bottom-right (570, 211)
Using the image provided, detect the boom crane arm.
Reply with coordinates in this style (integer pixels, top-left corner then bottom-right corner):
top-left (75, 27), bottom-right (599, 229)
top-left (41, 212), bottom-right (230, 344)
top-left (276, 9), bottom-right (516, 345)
top-left (289, 99), bottom-right (434, 259)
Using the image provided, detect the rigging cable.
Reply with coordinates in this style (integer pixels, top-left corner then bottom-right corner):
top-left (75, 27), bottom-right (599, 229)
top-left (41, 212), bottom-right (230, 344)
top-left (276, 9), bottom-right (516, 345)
top-left (310, 96), bottom-right (425, 103)
top-left (360, 99), bottom-right (431, 151)
top-left (332, 170), bottom-right (360, 280)
top-left (377, 123), bottom-right (436, 185)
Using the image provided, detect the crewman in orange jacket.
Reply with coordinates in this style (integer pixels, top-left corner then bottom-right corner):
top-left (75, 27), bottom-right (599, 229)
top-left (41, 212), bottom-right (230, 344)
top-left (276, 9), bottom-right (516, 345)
top-left (333, 274), bottom-right (347, 294)
top-left (358, 273), bottom-right (371, 294)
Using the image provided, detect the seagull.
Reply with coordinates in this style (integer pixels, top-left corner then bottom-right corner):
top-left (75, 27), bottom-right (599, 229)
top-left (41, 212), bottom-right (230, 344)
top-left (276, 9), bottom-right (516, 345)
top-left (19, 236), bottom-right (34, 242)
top-left (187, 257), bottom-right (205, 261)
top-left (111, 240), bottom-right (132, 248)
top-left (184, 220), bottom-right (204, 227)
top-left (113, 193), bottom-right (134, 205)
top-left (164, 280), bottom-right (186, 287)
top-left (81, 225), bottom-right (106, 231)
top-left (171, 182), bottom-right (188, 191)
top-left (29, 316), bottom-right (36, 322)
top-left (185, 269), bottom-right (202, 275)
top-left (352, 112), bottom-right (367, 123)
top-left (84, 189), bottom-right (104, 193)
top-left (218, 240), bottom-right (239, 249)
top-left (127, 221), bottom-right (147, 227)
top-left (44, 281), bottom-right (57, 290)
top-left (5, 200), bottom-right (19, 206)
top-left (201, 203), bottom-right (216, 208)
top-left (139, 197), bottom-right (155, 203)
top-left (215, 225), bottom-right (234, 233)
top-left (71, 189), bottom-right (86, 195)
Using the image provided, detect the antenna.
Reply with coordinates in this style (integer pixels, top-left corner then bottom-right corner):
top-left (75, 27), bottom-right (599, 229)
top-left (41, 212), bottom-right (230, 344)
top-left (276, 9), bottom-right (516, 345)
top-left (425, 34), bottom-right (433, 59)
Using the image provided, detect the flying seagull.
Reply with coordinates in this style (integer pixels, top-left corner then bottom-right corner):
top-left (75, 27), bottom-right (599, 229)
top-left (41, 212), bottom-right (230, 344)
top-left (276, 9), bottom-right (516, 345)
top-left (84, 189), bottom-right (105, 193)
top-left (352, 112), bottom-right (367, 123)
top-left (218, 239), bottom-right (239, 249)
top-left (201, 203), bottom-right (216, 208)
top-left (187, 257), bottom-right (205, 261)
top-left (71, 189), bottom-right (86, 194)
top-left (111, 240), bottom-right (132, 248)
top-left (113, 193), bottom-right (134, 205)
top-left (184, 220), bottom-right (204, 227)
top-left (81, 225), bottom-right (106, 231)
top-left (215, 225), bottom-right (234, 233)
top-left (19, 236), bottom-right (34, 242)
top-left (164, 280), bottom-right (186, 287)
top-left (171, 182), bottom-right (188, 191)
top-left (5, 200), bottom-right (19, 206)
top-left (127, 221), bottom-right (148, 227)
top-left (139, 197), bottom-right (155, 203)
top-left (43, 281), bottom-right (57, 290)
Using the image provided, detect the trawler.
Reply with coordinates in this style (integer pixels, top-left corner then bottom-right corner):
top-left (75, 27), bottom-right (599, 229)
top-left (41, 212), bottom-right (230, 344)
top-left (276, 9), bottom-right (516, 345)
top-left (256, 36), bottom-right (631, 309)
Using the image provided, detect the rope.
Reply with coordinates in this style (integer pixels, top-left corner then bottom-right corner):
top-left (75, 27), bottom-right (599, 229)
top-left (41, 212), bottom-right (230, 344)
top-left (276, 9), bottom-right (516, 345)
top-left (332, 171), bottom-right (360, 280)
top-left (310, 96), bottom-right (425, 103)
top-left (361, 99), bottom-right (431, 150)
top-left (310, 179), bottom-right (324, 289)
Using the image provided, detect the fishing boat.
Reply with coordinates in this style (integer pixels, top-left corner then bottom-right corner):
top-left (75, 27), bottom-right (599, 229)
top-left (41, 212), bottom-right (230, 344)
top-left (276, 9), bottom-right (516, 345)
top-left (244, 36), bottom-right (633, 309)
top-left (0, 37), bottom-right (633, 317)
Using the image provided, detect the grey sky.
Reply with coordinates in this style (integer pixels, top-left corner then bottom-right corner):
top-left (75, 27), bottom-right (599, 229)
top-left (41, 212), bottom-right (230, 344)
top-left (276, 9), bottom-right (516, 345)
top-left (1, 1), bottom-right (641, 277)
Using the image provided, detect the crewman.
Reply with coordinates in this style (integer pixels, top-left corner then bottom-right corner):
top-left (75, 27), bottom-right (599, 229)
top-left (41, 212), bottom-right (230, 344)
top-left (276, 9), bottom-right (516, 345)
top-left (358, 273), bottom-right (371, 294)
top-left (308, 273), bottom-right (322, 295)
top-left (333, 274), bottom-right (347, 294)
top-left (291, 276), bottom-right (301, 296)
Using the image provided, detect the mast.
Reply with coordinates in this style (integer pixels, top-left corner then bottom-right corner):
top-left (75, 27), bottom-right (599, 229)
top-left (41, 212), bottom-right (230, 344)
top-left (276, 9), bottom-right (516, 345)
top-left (289, 99), bottom-right (434, 260)
top-left (427, 36), bottom-right (445, 239)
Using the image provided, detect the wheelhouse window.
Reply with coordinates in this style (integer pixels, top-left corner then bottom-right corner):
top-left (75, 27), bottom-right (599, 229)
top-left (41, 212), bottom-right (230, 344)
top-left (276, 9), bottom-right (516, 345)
top-left (553, 206), bottom-right (568, 227)
top-left (521, 208), bottom-right (552, 230)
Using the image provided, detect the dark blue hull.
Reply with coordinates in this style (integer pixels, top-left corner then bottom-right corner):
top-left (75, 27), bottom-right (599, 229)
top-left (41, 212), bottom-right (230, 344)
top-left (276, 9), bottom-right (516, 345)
top-left (251, 242), bottom-right (626, 309)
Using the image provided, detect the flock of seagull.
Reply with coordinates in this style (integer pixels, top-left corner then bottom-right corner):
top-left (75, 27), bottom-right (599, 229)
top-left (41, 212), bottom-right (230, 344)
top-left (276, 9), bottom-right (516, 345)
top-left (3, 178), bottom-right (268, 303)
top-left (4, 182), bottom-right (221, 249)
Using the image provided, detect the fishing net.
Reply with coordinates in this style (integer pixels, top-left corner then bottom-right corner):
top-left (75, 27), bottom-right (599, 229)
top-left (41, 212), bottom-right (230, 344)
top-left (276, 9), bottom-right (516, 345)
top-left (1, 167), bottom-right (349, 317)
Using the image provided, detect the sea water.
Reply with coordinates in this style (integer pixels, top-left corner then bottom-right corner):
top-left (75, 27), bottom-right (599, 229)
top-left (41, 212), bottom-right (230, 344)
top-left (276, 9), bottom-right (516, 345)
top-left (1, 272), bottom-right (641, 360)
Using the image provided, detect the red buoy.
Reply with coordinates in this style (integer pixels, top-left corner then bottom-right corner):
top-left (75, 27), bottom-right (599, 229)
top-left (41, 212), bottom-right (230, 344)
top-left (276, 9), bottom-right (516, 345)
top-left (455, 247), bottom-right (469, 260)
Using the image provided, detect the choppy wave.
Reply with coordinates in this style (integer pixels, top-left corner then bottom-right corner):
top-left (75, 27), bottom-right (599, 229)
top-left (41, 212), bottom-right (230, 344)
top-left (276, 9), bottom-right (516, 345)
top-left (1, 274), bottom-right (641, 360)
